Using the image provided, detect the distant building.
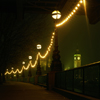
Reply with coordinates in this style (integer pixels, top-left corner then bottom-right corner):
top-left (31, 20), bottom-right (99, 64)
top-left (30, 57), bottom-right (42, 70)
top-left (74, 49), bottom-right (81, 68)
top-left (40, 57), bottom-right (51, 74)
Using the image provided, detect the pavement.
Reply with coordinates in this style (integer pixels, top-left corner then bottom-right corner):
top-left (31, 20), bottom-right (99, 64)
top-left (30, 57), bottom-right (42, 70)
top-left (0, 81), bottom-right (70, 100)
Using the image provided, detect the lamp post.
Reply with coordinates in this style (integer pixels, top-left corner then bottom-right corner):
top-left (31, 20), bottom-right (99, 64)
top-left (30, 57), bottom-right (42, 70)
top-left (28, 56), bottom-right (32, 77)
top-left (11, 67), bottom-right (14, 81)
top-left (16, 70), bottom-right (19, 81)
top-left (36, 44), bottom-right (42, 75)
top-left (51, 10), bottom-right (62, 71)
top-left (22, 61), bottom-right (25, 81)
top-left (6, 69), bottom-right (8, 80)
top-left (28, 56), bottom-right (32, 82)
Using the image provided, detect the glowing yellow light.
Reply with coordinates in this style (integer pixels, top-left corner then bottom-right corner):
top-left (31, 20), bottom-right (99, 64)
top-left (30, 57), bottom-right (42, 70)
top-left (52, 10), bottom-right (61, 19)
top-left (53, 32), bottom-right (55, 35)
top-left (49, 45), bottom-right (51, 48)
top-left (78, 57), bottom-right (80, 60)
top-left (37, 44), bottom-right (42, 49)
top-left (75, 7), bottom-right (78, 10)
top-left (5, 0), bottom-right (84, 75)
top-left (30, 54), bottom-right (38, 68)
top-left (14, 75), bottom-right (16, 77)
top-left (52, 36), bottom-right (54, 38)
top-left (80, 0), bottom-right (83, 3)
top-left (68, 16), bottom-right (70, 18)
top-left (48, 48), bottom-right (50, 51)
top-left (73, 10), bottom-right (76, 12)
top-left (22, 61), bottom-right (25, 64)
top-left (29, 56), bottom-right (32, 60)
top-left (56, 0), bottom-right (83, 27)
top-left (70, 14), bottom-right (72, 17)
top-left (74, 57), bottom-right (76, 60)
top-left (77, 4), bottom-right (80, 7)
top-left (51, 39), bottom-right (53, 41)
top-left (71, 12), bottom-right (74, 15)
top-left (50, 44), bottom-right (52, 46)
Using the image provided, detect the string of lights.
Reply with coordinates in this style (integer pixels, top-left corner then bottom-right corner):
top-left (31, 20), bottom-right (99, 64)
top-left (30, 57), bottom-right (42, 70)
top-left (56, 0), bottom-right (83, 27)
top-left (39, 32), bottom-right (55, 58)
top-left (5, 0), bottom-right (84, 75)
top-left (5, 32), bottom-right (55, 75)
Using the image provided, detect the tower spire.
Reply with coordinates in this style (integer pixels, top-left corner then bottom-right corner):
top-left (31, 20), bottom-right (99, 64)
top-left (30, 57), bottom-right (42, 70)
top-left (74, 47), bottom-right (81, 68)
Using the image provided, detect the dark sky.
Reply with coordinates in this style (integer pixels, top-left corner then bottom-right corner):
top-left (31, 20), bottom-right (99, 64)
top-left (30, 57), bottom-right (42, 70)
top-left (57, 15), bottom-right (100, 69)
top-left (28, 14), bottom-right (100, 70)
top-left (1, 12), bottom-right (54, 70)
top-left (1, 10), bottom-right (100, 71)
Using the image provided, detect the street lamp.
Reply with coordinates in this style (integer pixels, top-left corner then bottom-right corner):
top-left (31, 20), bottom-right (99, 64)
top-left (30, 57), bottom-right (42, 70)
top-left (36, 44), bottom-right (42, 75)
top-left (22, 61), bottom-right (25, 65)
top-left (16, 70), bottom-right (19, 81)
top-left (51, 10), bottom-right (62, 71)
top-left (28, 56), bottom-right (32, 80)
top-left (6, 69), bottom-right (8, 80)
top-left (11, 67), bottom-right (14, 80)
top-left (37, 44), bottom-right (42, 50)
top-left (29, 56), bottom-right (32, 60)
top-left (22, 61), bottom-right (25, 80)
top-left (52, 10), bottom-right (61, 20)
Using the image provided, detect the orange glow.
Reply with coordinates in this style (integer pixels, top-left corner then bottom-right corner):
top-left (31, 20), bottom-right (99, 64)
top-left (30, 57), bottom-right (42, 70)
top-left (5, 0), bottom-right (84, 75)
top-left (56, 0), bottom-right (83, 27)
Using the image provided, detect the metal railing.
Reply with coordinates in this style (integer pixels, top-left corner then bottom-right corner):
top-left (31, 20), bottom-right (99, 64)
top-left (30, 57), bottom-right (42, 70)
top-left (6, 61), bottom-right (100, 99)
top-left (6, 73), bottom-right (47, 86)
top-left (55, 61), bottom-right (100, 99)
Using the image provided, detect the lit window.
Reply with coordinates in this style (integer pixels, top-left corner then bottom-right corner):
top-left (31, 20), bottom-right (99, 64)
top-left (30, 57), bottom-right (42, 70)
top-left (74, 57), bottom-right (76, 60)
top-left (77, 57), bottom-right (80, 60)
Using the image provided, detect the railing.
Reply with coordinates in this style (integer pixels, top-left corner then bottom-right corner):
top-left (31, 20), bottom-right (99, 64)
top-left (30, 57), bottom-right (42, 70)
top-left (38, 74), bottom-right (47, 87)
top-left (55, 62), bottom-right (100, 99)
top-left (6, 75), bottom-right (35, 83)
top-left (5, 61), bottom-right (100, 99)
top-left (6, 73), bottom-right (47, 86)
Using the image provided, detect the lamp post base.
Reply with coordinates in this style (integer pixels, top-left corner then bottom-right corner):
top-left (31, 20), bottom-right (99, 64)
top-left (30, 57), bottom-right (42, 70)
top-left (51, 49), bottom-right (62, 71)
top-left (36, 55), bottom-right (41, 75)
top-left (36, 66), bottom-right (41, 75)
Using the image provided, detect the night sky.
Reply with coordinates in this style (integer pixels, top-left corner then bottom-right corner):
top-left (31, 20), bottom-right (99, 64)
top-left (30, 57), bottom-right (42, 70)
top-left (1, 12), bottom-right (54, 70)
top-left (1, 9), bottom-right (100, 71)
top-left (58, 15), bottom-right (100, 69)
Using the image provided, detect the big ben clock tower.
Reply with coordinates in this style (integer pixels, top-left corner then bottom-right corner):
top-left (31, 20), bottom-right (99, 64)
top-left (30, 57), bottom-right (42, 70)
top-left (74, 49), bottom-right (81, 68)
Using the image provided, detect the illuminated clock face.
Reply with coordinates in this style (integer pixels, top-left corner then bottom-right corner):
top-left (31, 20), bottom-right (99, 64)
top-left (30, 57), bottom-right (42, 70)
top-left (77, 57), bottom-right (80, 60)
top-left (74, 57), bottom-right (76, 60)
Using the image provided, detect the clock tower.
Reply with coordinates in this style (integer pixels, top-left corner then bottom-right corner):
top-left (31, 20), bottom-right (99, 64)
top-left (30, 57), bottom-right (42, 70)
top-left (74, 49), bottom-right (81, 68)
